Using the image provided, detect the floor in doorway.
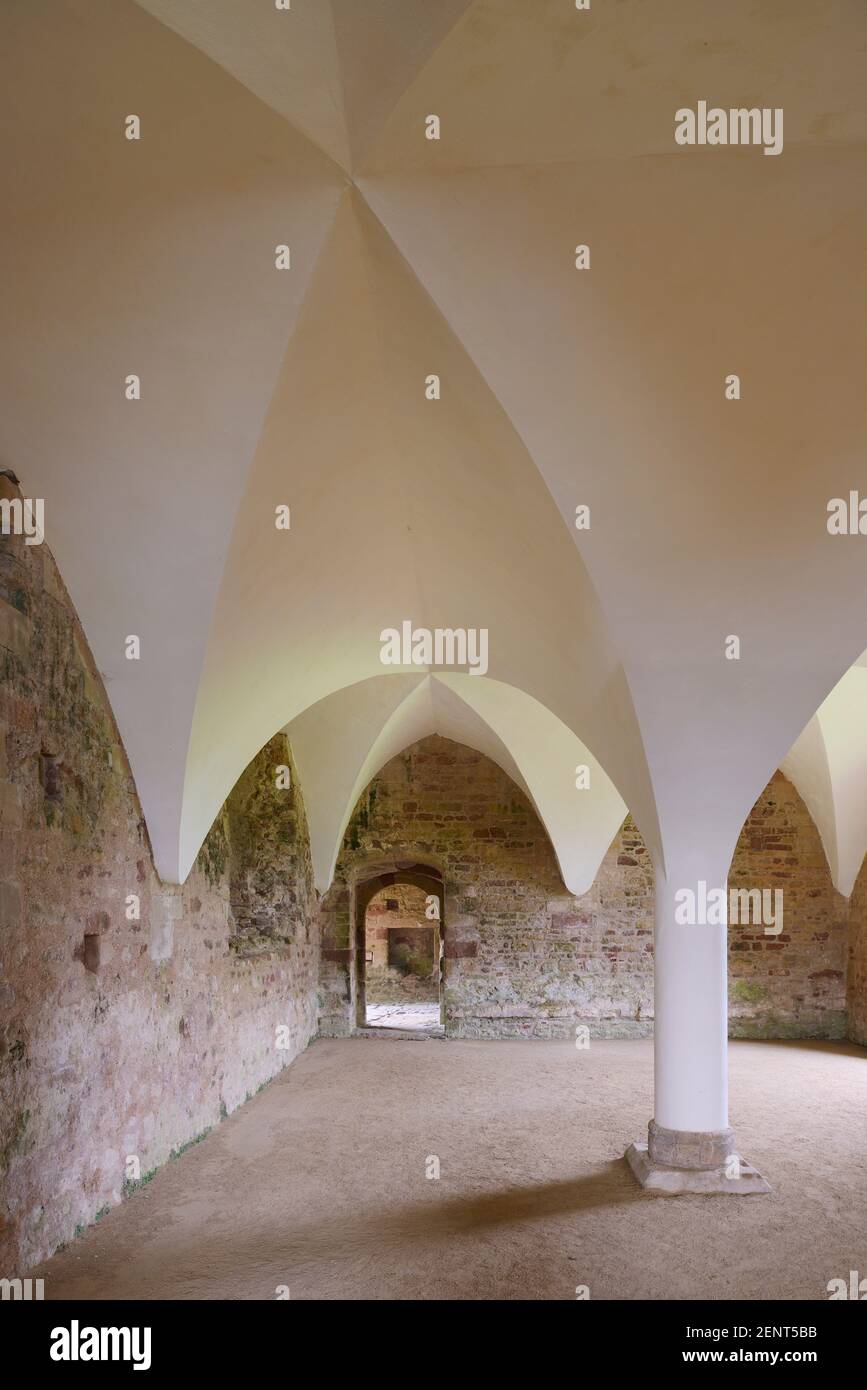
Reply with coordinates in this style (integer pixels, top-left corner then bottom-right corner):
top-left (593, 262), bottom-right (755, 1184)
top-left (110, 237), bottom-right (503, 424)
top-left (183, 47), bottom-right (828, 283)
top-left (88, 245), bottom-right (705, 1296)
top-left (30, 1037), bottom-right (867, 1301)
top-left (365, 1002), bottom-right (442, 1031)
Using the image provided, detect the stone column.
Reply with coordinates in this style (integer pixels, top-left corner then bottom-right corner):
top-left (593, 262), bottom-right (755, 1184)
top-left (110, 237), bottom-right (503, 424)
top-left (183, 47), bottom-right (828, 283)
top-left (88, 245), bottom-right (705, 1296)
top-left (625, 858), bottom-right (770, 1193)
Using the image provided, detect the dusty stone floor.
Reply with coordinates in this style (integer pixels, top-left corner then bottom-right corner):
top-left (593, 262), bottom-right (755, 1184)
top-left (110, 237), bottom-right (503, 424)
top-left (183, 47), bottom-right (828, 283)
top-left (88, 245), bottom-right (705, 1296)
top-left (31, 1037), bottom-right (867, 1301)
top-left (365, 1002), bottom-right (443, 1031)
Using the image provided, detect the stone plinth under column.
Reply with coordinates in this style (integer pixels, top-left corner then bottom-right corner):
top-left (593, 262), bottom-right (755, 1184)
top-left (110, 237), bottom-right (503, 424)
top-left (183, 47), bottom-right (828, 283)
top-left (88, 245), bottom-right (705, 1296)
top-left (625, 1120), bottom-right (770, 1193)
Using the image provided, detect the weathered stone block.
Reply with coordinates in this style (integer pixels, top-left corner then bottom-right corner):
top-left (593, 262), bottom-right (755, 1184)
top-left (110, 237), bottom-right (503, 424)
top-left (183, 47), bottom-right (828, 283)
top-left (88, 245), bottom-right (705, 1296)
top-left (648, 1119), bottom-right (733, 1170)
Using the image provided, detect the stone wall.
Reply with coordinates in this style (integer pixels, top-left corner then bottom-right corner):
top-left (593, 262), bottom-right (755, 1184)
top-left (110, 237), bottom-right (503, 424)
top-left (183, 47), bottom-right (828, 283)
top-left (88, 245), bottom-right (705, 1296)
top-left (847, 856), bottom-right (867, 1046)
top-left (318, 863), bottom-right (353, 1036)
top-left (728, 772), bottom-right (848, 1040)
top-left (0, 488), bottom-right (318, 1272)
top-left (222, 733), bottom-right (316, 959)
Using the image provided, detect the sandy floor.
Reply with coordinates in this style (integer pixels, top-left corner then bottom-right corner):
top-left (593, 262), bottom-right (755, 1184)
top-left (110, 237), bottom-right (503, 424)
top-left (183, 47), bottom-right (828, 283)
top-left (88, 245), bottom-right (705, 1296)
top-left (31, 1037), bottom-right (867, 1301)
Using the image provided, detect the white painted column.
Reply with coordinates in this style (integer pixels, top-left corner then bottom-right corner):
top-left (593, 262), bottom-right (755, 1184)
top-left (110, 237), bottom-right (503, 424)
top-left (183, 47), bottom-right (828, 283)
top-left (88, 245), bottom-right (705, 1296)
top-left (653, 865), bottom-right (729, 1136)
top-left (625, 850), bottom-right (770, 1190)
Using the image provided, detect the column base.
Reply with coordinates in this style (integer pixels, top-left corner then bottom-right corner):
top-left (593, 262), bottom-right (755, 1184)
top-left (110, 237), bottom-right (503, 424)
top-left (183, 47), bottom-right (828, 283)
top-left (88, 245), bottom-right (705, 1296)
top-left (625, 1141), bottom-right (771, 1194)
top-left (648, 1118), bottom-right (733, 1168)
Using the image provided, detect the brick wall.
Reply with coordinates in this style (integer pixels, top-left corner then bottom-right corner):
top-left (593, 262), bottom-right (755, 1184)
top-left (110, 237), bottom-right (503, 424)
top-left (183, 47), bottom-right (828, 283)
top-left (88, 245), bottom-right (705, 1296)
top-left (847, 856), bottom-right (867, 1046)
top-left (318, 864), bottom-right (353, 1036)
top-left (0, 485), bottom-right (318, 1271)
top-left (728, 772), bottom-right (848, 1039)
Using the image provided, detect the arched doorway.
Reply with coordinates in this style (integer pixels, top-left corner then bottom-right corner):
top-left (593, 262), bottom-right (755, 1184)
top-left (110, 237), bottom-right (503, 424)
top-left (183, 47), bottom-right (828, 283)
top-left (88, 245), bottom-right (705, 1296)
top-left (354, 863), bottom-right (444, 1034)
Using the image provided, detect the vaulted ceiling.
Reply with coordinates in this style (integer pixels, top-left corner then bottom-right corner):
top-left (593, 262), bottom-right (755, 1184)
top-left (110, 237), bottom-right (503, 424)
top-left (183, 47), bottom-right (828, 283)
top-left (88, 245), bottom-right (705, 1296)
top-left (2, 0), bottom-right (866, 888)
top-left (782, 651), bottom-right (867, 897)
top-left (286, 673), bottom-right (627, 896)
